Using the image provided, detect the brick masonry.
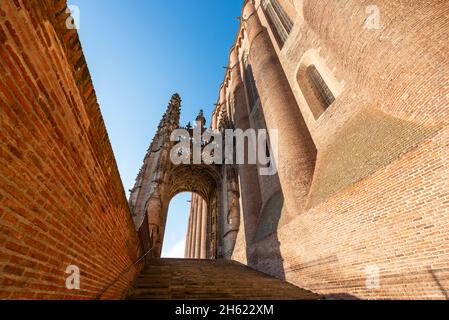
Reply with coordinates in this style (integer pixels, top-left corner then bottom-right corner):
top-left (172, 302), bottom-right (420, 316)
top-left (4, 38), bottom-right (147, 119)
top-left (0, 0), bottom-right (448, 300)
top-left (0, 0), bottom-right (141, 299)
top-left (222, 0), bottom-right (449, 299)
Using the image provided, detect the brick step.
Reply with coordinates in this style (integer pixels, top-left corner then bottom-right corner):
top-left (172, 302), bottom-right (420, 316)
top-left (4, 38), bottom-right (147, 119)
top-left (127, 258), bottom-right (320, 300)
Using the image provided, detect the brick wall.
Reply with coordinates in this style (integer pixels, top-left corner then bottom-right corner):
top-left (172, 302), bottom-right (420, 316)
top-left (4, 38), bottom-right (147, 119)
top-left (230, 0), bottom-right (449, 299)
top-left (246, 126), bottom-right (449, 299)
top-left (0, 0), bottom-right (141, 299)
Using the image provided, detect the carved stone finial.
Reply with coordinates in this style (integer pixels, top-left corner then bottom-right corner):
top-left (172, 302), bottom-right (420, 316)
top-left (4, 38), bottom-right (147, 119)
top-left (196, 109), bottom-right (206, 127)
top-left (170, 93), bottom-right (181, 108)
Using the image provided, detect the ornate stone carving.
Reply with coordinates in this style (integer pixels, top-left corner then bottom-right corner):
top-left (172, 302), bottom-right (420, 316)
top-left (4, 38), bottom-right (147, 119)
top-left (129, 94), bottom-right (239, 259)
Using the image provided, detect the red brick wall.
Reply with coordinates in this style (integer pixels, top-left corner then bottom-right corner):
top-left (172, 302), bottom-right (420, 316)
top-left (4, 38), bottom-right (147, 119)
top-left (230, 0), bottom-right (449, 299)
top-left (0, 0), bottom-right (141, 299)
top-left (248, 126), bottom-right (449, 299)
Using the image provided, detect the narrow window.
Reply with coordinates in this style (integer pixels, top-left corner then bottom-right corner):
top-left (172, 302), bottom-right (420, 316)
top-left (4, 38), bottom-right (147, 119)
top-left (307, 65), bottom-right (335, 108)
top-left (298, 64), bottom-right (335, 119)
top-left (243, 56), bottom-right (260, 111)
top-left (270, 0), bottom-right (293, 33)
top-left (262, 0), bottom-right (293, 47)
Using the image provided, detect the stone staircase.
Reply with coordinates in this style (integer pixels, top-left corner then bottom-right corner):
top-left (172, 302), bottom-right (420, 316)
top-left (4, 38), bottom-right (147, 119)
top-left (127, 258), bottom-right (320, 300)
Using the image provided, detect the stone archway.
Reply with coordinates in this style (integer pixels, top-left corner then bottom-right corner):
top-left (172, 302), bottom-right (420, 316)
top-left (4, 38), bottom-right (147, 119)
top-left (128, 94), bottom-right (241, 261)
top-left (156, 164), bottom-right (222, 259)
top-left (135, 161), bottom-right (223, 259)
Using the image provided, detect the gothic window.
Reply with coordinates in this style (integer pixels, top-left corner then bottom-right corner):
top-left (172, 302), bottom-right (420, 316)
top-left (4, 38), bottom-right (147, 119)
top-left (262, 0), bottom-right (293, 48)
top-left (298, 64), bottom-right (335, 119)
top-left (243, 55), bottom-right (260, 112)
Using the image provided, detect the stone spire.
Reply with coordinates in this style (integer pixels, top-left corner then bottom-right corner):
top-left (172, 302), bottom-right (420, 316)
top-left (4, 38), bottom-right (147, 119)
top-left (146, 93), bottom-right (181, 152)
top-left (129, 94), bottom-right (182, 211)
top-left (196, 109), bottom-right (206, 128)
top-left (157, 93), bottom-right (181, 133)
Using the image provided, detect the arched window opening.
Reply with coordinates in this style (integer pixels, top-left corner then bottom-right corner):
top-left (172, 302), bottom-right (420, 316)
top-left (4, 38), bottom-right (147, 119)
top-left (298, 64), bottom-right (336, 119)
top-left (243, 54), bottom-right (260, 112)
top-left (262, 0), bottom-right (293, 47)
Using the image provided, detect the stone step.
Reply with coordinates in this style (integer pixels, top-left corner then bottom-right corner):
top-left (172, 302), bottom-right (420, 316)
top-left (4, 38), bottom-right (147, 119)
top-left (127, 258), bottom-right (320, 300)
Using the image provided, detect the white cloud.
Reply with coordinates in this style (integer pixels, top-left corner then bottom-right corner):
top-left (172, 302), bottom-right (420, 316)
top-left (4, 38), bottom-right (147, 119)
top-left (162, 238), bottom-right (186, 258)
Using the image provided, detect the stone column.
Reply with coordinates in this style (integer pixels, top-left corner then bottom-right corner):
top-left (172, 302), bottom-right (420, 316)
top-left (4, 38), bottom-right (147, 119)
top-left (146, 191), bottom-right (163, 258)
top-left (200, 199), bottom-right (208, 259)
top-left (242, 1), bottom-right (317, 216)
top-left (195, 198), bottom-right (203, 259)
top-left (185, 195), bottom-right (194, 258)
top-left (191, 194), bottom-right (199, 259)
top-left (189, 194), bottom-right (197, 258)
top-left (186, 200), bottom-right (191, 258)
top-left (184, 204), bottom-right (189, 258)
top-left (184, 218), bottom-right (190, 258)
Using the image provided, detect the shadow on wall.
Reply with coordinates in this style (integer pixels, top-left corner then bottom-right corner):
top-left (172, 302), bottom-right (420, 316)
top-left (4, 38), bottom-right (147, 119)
top-left (429, 267), bottom-right (449, 300)
top-left (247, 189), bottom-right (286, 281)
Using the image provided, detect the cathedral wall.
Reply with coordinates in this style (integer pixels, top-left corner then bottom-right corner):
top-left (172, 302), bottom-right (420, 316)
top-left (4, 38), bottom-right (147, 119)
top-left (279, 0), bottom-right (448, 149)
top-left (259, 127), bottom-right (449, 299)
top-left (0, 0), bottom-right (141, 299)
top-left (230, 0), bottom-right (449, 299)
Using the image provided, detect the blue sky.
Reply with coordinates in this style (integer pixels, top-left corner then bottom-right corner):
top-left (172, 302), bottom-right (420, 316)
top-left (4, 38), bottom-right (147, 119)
top-left (72, 0), bottom-right (242, 257)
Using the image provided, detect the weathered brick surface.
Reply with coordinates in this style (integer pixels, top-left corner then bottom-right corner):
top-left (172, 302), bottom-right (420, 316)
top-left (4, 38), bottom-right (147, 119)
top-left (1, 0), bottom-right (448, 300)
top-left (228, 0), bottom-right (449, 299)
top-left (0, 0), bottom-right (141, 299)
top-left (248, 126), bottom-right (449, 299)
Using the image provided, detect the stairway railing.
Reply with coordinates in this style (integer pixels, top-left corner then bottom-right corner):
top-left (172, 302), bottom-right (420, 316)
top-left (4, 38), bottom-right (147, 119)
top-left (95, 213), bottom-right (155, 300)
top-left (95, 243), bottom-right (155, 300)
